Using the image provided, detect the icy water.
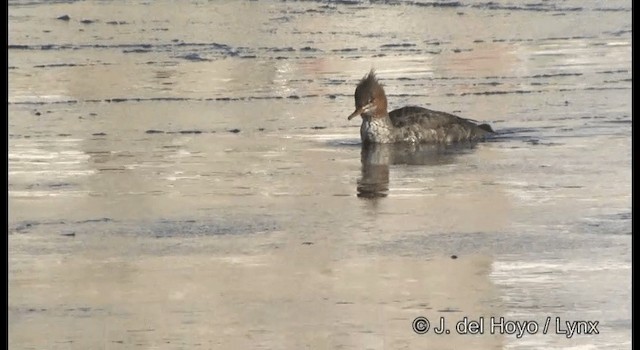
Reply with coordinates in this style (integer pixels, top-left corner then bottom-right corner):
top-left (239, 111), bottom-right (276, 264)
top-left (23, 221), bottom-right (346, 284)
top-left (8, 1), bottom-right (631, 349)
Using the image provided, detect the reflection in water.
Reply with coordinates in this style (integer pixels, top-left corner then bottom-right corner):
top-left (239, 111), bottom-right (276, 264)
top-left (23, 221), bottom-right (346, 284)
top-left (357, 142), bottom-right (479, 198)
top-left (357, 143), bottom-right (389, 198)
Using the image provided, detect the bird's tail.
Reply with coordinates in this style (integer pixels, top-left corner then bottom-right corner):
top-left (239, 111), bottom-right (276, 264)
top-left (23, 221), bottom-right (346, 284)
top-left (478, 124), bottom-right (494, 133)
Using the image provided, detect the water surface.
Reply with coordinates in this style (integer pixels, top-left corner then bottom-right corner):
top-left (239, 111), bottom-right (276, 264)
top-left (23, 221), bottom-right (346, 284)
top-left (9, 1), bottom-right (631, 349)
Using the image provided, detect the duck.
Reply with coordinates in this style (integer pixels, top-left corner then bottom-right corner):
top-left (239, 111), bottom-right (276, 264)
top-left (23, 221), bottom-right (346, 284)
top-left (347, 70), bottom-right (494, 144)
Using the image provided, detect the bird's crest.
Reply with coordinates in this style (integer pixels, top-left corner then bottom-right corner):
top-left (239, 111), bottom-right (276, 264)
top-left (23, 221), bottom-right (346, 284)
top-left (355, 69), bottom-right (382, 99)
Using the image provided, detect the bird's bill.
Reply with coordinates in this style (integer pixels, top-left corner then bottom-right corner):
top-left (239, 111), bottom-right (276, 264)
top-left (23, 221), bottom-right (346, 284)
top-left (347, 102), bottom-right (375, 120)
top-left (347, 107), bottom-right (363, 120)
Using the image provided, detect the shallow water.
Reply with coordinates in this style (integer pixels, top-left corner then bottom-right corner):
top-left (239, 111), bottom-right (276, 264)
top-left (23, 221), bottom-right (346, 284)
top-left (8, 0), bottom-right (631, 349)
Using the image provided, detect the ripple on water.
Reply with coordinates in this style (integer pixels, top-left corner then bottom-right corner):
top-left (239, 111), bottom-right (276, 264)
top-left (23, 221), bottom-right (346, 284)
top-left (11, 216), bottom-right (279, 238)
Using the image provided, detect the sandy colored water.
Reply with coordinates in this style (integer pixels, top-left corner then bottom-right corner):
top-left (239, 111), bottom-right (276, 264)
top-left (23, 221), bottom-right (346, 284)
top-left (9, 0), bottom-right (631, 349)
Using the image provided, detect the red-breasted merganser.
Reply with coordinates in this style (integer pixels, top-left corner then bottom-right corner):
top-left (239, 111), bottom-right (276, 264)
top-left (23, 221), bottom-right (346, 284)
top-left (347, 70), bottom-right (494, 144)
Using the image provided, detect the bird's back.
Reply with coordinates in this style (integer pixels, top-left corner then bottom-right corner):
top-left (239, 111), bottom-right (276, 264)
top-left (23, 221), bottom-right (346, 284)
top-left (388, 106), bottom-right (493, 143)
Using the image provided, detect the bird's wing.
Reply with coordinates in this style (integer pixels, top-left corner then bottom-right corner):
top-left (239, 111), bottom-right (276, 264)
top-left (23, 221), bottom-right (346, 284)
top-left (389, 106), bottom-right (493, 133)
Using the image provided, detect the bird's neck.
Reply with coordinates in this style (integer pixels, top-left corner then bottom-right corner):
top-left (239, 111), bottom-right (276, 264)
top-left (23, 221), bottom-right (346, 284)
top-left (361, 115), bottom-right (395, 143)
